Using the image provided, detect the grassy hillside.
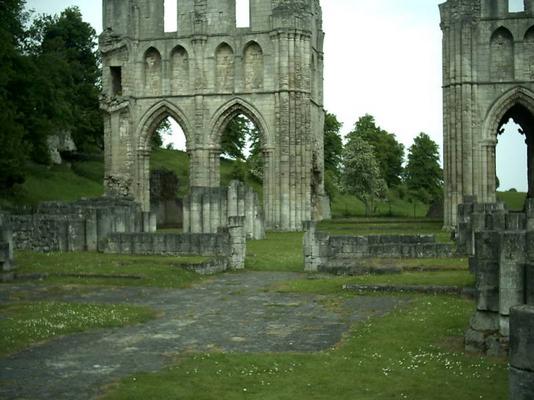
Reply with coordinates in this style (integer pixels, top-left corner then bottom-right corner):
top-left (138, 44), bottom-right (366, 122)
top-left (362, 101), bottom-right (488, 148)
top-left (0, 149), bottom-right (528, 217)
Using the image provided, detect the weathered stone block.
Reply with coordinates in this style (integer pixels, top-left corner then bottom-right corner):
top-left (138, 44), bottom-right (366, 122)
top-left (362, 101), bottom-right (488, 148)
top-left (510, 305), bottom-right (534, 372)
top-left (509, 367), bottom-right (534, 400)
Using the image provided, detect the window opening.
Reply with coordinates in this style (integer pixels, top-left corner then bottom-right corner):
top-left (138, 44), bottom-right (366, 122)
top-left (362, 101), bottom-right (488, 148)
top-left (236, 0), bottom-right (250, 28)
top-left (496, 118), bottom-right (528, 206)
top-left (509, 0), bottom-right (525, 13)
top-left (164, 0), bottom-right (178, 32)
top-left (110, 66), bottom-right (122, 96)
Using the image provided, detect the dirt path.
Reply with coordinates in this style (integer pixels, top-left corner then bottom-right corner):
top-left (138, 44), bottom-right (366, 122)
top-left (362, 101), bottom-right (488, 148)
top-left (0, 272), bottom-right (407, 400)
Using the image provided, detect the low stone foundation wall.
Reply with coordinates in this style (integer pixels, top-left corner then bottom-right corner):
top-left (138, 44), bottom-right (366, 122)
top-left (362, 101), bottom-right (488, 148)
top-left (303, 221), bottom-right (455, 273)
top-left (3, 197), bottom-right (156, 253)
top-left (183, 181), bottom-right (265, 240)
top-left (509, 306), bottom-right (534, 400)
top-left (0, 220), bottom-right (15, 282)
top-left (101, 216), bottom-right (246, 270)
top-left (458, 198), bottom-right (534, 356)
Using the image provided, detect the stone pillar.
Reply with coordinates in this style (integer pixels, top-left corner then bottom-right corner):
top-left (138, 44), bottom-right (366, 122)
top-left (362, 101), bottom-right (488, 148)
top-left (499, 232), bottom-right (526, 337)
top-left (303, 220), bottom-right (328, 272)
top-left (465, 230), bottom-right (502, 354)
top-left (0, 224), bottom-right (15, 282)
top-left (509, 306), bottom-right (534, 400)
top-left (228, 216), bottom-right (246, 270)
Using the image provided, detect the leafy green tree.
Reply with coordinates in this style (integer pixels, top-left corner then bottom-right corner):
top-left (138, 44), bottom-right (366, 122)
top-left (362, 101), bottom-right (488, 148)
top-left (151, 118), bottom-right (173, 149)
top-left (0, 0), bottom-right (28, 189)
top-left (221, 115), bottom-right (263, 182)
top-left (404, 133), bottom-right (443, 203)
top-left (347, 114), bottom-right (404, 187)
top-left (27, 7), bottom-right (102, 152)
top-left (341, 135), bottom-right (387, 215)
top-left (324, 112), bottom-right (343, 175)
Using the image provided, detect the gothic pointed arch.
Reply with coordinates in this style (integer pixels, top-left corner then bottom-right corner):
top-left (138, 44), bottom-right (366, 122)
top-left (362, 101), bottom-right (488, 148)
top-left (483, 87), bottom-right (534, 141)
top-left (137, 100), bottom-right (192, 152)
top-left (215, 43), bottom-right (235, 91)
top-left (209, 97), bottom-right (272, 150)
top-left (490, 27), bottom-right (514, 81)
top-left (243, 41), bottom-right (264, 90)
top-left (144, 47), bottom-right (162, 95)
top-left (170, 45), bottom-right (190, 94)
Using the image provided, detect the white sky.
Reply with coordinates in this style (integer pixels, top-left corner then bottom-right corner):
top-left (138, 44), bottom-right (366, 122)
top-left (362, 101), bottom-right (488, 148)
top-left (26, 0), bottom-right (528, 191)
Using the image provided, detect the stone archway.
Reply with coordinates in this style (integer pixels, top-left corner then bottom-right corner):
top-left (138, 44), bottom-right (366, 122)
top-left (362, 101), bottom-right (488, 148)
top-left (481, 88), bottom-right (534, 201)
top-left (440, 1), bottom-right (534, 227)
top-left (135, 101), bottom-right (192, 212)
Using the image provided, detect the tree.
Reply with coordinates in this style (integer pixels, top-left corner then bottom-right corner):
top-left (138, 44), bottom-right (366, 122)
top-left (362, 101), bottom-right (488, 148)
top-left (404, 133), bottom-right (443, 203)
top-left (324, 112), bottom-right (343, 175)
top-left (341, 135), bottom-right (387, 215)
top-left (27, 7), bottom-right (102, 152)
top-left (151, 118), bottom-right (173, 149)
top-left (0, 0), bottom-right (28, 189)
top-left (347, 114), bottom-right (404, 187)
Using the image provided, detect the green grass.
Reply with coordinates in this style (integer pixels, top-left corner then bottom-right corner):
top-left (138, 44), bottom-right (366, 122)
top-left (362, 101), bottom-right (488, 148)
top-left (101, 296), bottom-right (507, 400)
top-left (497, 191), bottom-right (527, 211)
top-left (331, 193), bottom-right (430, 219)
top-left (0, 302), bottom-right (155, 357)
top-left (273, 270), bottom-right (474, 295)
top-left (318, 218), bottom-right (452, 243)
top-left (13, 251), bottom-right (207, 288)
top-left (246, 232), bottom-right (305, 272)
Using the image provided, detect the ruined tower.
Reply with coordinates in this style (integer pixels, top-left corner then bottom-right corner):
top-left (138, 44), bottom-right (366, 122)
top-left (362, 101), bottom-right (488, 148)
top-left (99, 0), bottom-right (327, 231)
top-left (441, 0), bottom-right (534, 228)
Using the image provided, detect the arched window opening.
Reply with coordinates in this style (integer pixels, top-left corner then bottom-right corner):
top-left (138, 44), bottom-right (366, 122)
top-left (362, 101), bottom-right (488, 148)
top-left (171, 46), bottom-right (189, 94)
top-left (496, 104), bottom-right (533, 208)
top-left (490, 27), bottom-right (514, 81)
top-left (164, 0), bottom-right (178, 32)
top-left (220, 113), bottom-right (263, 188)
top-left (236, 0), bottom-right (250, 28)
top-left (144, 47), bottom-right (162, 96)
top-left (216, 43), bottom-right (235, 91)
top-left (509, 0), bottom-right (525, 13)
top-left (244, 42), bottom-right (264, 90)
top-left (150, 116), bottom-right (188, 230)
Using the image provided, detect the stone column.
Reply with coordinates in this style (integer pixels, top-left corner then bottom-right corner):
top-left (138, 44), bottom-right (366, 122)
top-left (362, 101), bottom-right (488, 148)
top-left (509, 306), bottom-right (534, 400)
top-left (228, 216), bottom-right (246, 270)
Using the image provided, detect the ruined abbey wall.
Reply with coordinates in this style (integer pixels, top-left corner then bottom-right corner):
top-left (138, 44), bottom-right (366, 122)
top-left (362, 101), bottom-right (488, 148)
top-left (99, 0), bottom-right (327, 231)
top-left (441, 0), bottom-right (534, 228)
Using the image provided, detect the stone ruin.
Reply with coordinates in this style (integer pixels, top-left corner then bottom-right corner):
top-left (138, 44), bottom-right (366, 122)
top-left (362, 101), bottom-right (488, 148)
top-left (457, 198), bottom-right (534, 397)
top-left (99, 0), bottom-right (328, 232)
top-left (2, 197), bottom-right (156, 253)
top-left (303, 221), bottom-right (455, 274)
top-left (150, 169), bottom-right (183, 229)
top-left (183, 180), bottom-right (265, 240)
top-left (440, 0), bottom-right (534, 229)
top-left (0, 217), bottom-right (15, 282)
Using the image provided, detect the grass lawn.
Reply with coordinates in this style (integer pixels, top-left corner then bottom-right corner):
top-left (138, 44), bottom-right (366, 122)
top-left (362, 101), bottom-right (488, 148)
top-left (0, 302), bottom-right (155, 357)
top-left (13, 251), bottom-right (207, 288)
top-left (246, 232), bottom-right (305, 272)
top-left (497, 191), bottom-right (527, 211)
top-left (273, 270), bottom-right (474, 295)
top-left (101, 296), bottom-right (507, 400)
top-left (318, 218), bottom-right (452, 243)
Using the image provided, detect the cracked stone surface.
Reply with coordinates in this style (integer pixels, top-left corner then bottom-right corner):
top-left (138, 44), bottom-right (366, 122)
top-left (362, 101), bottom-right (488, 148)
top-left (0, 272), bottom-right (407, 399)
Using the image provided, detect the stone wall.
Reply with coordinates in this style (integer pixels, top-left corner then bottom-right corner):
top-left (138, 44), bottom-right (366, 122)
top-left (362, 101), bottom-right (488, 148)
top-left (3, 197), bottom-right (156, 253)
top-left (183, 181), bottom-right (265, 240)
top-left (509, 306), bottom-right (534, 399)
top-left (101, 216), bottom-right (246, 270)
top-left (0, 218), bottom-right (15, 282)
top-left (459, 199), bottom-right (534, 355)
top-left (440, 1), bottom-right (534, 228)
top-left (99, 0), bottom-right (327, 231)
top-left (303, 221), bottom-right (455, 273)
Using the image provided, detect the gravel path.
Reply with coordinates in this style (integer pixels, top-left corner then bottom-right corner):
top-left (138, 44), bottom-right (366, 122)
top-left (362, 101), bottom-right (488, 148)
top-left (0, 272), bottom-right (407, 400)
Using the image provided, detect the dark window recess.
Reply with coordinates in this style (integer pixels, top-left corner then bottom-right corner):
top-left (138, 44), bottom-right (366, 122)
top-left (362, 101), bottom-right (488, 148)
top-left (111, 66), bottom-right (123, 96)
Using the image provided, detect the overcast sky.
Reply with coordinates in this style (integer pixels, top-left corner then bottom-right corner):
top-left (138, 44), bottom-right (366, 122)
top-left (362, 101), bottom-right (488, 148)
top-left (26, 0), bottom-right (528, 192)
